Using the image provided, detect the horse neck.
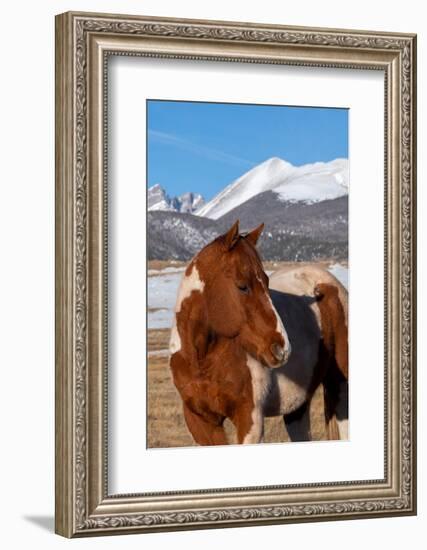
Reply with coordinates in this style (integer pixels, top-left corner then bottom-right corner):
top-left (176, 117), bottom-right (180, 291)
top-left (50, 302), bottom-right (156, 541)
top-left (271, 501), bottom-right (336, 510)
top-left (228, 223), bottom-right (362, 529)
top-left (201, 334), bottom-right (247, 373)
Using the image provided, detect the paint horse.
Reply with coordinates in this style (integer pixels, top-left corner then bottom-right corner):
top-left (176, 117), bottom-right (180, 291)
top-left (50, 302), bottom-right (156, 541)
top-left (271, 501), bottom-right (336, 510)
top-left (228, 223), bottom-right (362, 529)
top-left (169, 221), bottom-right (348, 445)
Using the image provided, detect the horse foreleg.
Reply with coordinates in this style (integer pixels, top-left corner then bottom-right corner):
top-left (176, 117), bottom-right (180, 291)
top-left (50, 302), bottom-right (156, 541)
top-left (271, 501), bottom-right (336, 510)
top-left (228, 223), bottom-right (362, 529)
top-left (323, 364), bottom-right (348, 440)
top-left (283, 401), bottom-right (312, 441)
top-left (182, 404), bottom-right (228, 446)
top-left (232, 404), bottom-right (264, 444)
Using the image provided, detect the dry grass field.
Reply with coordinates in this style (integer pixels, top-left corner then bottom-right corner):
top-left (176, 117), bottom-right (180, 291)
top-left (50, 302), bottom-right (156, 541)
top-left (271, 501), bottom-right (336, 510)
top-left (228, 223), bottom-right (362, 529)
top-left (147, 328), bottom-right (328, 448)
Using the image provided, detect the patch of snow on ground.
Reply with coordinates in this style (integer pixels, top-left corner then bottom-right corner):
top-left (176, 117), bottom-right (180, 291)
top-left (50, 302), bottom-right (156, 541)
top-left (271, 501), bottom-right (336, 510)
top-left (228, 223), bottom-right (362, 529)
top-left (148, 266), bottom-right (185, 276)
top-left (148, 271), bottom-right (182, 329)
top-left (148, 264), bottom-right (349, 330)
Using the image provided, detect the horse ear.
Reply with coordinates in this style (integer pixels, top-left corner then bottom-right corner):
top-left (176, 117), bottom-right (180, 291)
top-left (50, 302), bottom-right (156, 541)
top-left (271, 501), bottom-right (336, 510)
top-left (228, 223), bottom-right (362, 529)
top-left (245, 223), bottom-right (264, 247)
top-left (223, 220), bottom-right (240, 250)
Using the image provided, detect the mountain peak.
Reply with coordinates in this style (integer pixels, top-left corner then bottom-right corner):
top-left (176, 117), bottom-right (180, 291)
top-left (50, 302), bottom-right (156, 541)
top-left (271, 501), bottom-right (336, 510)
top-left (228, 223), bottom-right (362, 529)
top-left (195, 156), bottom-right (296, 219)
top-left (195, 157), bottom-right (348, 219)
top-left (148, 183), bottom-right (163, 192)
top-left (148, 185), bottom-right (205, 214)
top-left (261, 156), bottom-right (294, 169)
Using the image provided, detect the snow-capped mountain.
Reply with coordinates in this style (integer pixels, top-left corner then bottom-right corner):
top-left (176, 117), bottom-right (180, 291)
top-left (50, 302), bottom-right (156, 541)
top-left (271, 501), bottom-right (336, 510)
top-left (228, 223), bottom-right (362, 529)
top-left (148, 184), bottom-right (205, 214)
top-left (195, 157), bottom-right (349, 220)
top-left (148, 184), bottom-right (177, 212)
top-left (177, 192), bottom-right (205, 214)
top-left (148, 157), bottom-right (349, 262)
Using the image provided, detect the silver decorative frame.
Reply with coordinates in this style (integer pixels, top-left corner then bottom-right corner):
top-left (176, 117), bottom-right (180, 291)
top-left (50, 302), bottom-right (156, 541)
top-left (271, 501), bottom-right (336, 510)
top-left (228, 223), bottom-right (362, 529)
top-left (55, 11), bottom-right (417, 537)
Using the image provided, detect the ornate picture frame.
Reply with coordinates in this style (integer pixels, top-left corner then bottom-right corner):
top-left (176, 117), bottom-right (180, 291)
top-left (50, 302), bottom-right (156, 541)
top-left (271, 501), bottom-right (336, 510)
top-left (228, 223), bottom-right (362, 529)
top-left (55, 11), bottom-right (417, 537)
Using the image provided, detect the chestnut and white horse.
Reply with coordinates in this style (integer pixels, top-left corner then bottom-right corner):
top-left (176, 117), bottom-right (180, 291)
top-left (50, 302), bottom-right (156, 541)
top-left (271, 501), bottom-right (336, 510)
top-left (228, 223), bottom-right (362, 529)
top-left (169, 221), bottom-right (348, 445)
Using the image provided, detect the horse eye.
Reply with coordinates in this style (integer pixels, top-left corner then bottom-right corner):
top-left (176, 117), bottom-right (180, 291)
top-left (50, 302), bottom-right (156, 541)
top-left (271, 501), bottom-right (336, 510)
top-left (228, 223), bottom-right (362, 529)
top-left (237, 284), bottom-right (249, 294)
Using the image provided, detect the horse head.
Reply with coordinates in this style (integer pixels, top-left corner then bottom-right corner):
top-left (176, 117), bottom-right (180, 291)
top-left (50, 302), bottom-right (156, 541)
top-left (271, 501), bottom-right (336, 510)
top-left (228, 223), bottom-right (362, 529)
top-left (170, 221), bottom-right (291, 386)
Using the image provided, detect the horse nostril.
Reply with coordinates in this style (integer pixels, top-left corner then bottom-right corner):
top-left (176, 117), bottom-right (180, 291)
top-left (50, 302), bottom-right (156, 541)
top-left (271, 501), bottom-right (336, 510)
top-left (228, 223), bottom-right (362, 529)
top-left (271, 343), bottom-right (285, 362)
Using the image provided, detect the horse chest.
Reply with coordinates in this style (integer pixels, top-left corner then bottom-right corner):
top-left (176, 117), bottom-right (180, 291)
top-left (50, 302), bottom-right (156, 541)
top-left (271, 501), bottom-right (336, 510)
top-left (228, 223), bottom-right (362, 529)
top-left (268, 370), bottom-right (309, 416)
top-left (245, 354), bottom-right (272, 408)
top-left (244, 352), bottom-right (315, 418)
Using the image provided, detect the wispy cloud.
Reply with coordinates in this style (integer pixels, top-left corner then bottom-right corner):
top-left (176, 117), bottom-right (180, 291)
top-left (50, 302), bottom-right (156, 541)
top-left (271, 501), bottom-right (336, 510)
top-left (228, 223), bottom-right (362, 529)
top-left (148, 130), bottom-right (254, 169)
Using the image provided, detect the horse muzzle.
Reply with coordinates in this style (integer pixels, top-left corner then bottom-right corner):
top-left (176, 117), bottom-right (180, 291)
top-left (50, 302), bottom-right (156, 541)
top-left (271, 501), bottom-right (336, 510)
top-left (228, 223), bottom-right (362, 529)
top-left (270, 341), bottom-right (291, 367)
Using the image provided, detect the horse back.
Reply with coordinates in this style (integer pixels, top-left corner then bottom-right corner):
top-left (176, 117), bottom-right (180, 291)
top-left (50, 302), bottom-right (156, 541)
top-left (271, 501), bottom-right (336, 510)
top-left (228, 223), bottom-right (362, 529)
top-left (269, 265), bottom-right (348, 321)
top-left (264, 266), bottom-right (348, 416)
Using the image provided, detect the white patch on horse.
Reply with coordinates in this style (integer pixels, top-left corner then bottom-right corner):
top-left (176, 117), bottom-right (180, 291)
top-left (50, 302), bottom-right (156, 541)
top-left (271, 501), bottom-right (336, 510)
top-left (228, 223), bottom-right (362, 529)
top-left (255, 271), bottom-right (291, 363)
top-left (169, 264), bottom-right (205, 355)
top-left (243, 354), bottom-right (271, 444)
top-left (174, 264), bottom-right (205, 313)
top-left (266, 292), bottom-right (292, 362)
top-left (335, 382), bottom-right (349, 440)
top-left (274, 372), bottom-right (308, 415)
top-left (169, 318), bottom-right (181, 354)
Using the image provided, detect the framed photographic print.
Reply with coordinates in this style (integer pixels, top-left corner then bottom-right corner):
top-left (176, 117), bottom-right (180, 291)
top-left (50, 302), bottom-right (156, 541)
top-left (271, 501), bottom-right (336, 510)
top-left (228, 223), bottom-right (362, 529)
top-left (55, 11), bottom-right (417, 537)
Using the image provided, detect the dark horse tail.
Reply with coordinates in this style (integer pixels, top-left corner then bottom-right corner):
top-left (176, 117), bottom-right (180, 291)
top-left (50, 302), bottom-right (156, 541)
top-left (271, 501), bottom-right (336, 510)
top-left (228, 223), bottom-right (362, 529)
top-left (314, 283), bottom-right (349, 440)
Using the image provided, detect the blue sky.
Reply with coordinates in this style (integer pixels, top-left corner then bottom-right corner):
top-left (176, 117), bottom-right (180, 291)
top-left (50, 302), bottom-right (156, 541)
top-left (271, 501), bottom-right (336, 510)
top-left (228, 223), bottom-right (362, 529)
top-left (147, 100), bottom-right (348, 200)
